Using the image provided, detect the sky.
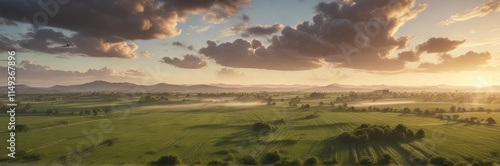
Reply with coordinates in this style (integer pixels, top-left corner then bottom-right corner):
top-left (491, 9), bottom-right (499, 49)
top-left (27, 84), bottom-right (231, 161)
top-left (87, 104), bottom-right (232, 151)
top-left (0, 0), bottom-right (499, 87)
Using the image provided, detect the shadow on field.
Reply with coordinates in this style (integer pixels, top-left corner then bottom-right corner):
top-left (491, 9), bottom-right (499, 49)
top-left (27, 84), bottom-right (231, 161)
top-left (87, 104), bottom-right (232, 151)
top-left (293, 122), bottom-right (355, 130)
top-left (185, 124), bottom-right (248, 130)
top-left (318, 136), bottom-right (433, 165)
top-left (213, 130), bottom-right (253, 146)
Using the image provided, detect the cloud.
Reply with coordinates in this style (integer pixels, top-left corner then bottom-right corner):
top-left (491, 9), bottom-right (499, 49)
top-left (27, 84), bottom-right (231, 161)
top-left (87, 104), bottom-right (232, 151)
top-left (0, 18), bottom-right (16, 26)
top-left (220, 23), bottom-right (247, 36)
top-left (242, 24), bottom-right (284, 37)
top-left (0, 0), bottom-right (250, 42)
top-left (417, 51), bottom-right (491, 72)
top-left (242, 14), bottom-right (250, 22)
top-left (189, 25), bottom-right (212, 33)
top-left (200, 38), bottom-right (324, 70)
top-left (139, 51), bottom-right (153, 58)
top-left (202, 0), bottom-right (427, 71)
top-left (0, 61), bottom-right (151, 87)
top-left (17, 29), bottom-right (138, 58)
top-left (441, 0), bottom-right (500, 25)
top-left (217, 68), bottom-right (244, 77)
top-left (161, 54), bottom-right (207, 69)
top-left (172, 41), bottom-right (185, 47)
top-left (0, 34), bottom-right (15, 52)
top-left (416, 37), bottom-right (465, 54)
top-left (172, 41), bottom-right (195, 51)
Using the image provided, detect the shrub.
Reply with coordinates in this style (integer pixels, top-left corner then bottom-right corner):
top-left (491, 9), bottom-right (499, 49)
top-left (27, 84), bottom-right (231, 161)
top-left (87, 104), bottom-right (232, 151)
top-left (429, 156), bottom-right (454, 166)
top-left (58, 120), bottom-right (69, 125)
top-left (472, 160), bottom-right (494, 166)
top-left (304, 156), bottom-right (320, 166)
top-left (215, 149), bottom-right (231, 155)
top-left (22, 153), bottom-right (43, 161)
top-left (262, 151), bottom-right (285, 164)
top-left (323, 157), bottom-right (339, 165)
top-left (415, 129), bottom-right (425, 139)
top-left (358, 156), bottom-right (374, 165)
top-left (304, 114), bottom-right (319, 119)
top-left (252, 122), bottom-right (274, 133)
top-left (14, 124), bottom-right (30, 132)
top-left (287, 159), bottom-right (303, 166)
top-left (100, 138), bottom-right (119, 146)
top-left (207, 160), bottom-right (224, 166)
top-left (377, 154), bottom-right (393, 165)
top-left (240, 155), bottom-right (259, 165)
top-left (412, 157), bottom-right (428, 165)
top-left (224, 154), bottom-right (235, 162)
top-left (150, 154), bottom-right (183, 166)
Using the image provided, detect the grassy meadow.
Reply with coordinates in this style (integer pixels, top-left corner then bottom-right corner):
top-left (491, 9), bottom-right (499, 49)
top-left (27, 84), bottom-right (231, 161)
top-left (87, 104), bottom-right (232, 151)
top-left (0, 93), bottom-right (499, 165)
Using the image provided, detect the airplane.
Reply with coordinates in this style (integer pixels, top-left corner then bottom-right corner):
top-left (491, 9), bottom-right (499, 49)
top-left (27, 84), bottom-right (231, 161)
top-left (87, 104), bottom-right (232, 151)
top-left (61, 43), bottom-right (75, 47)
top-left (61, 38), bottom-right (75, 48)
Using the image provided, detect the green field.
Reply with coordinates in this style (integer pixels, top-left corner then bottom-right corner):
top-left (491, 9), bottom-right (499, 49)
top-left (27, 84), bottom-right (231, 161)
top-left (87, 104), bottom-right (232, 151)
top-left (1, 96), bottom-right (500, 165)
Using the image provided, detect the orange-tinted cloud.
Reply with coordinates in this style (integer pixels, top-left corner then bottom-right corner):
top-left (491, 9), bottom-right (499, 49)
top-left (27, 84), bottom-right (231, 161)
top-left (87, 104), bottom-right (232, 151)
top-left (202, 0), bottom-right (427, 71)
top-left (441, 0), bottom-right (500, 25)
top-left (416, 37), bottom-right (465, 54)
top-left (417, 51), bottom-right (491, 72)
top-left (18, 29), bottom-right (138, 58)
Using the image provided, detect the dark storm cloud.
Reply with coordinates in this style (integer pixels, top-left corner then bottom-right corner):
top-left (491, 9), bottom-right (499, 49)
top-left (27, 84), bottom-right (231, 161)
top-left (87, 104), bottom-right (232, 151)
top-left (199, 38), bottom-right (324, 71)
top-left (0, 0), bottom-right (250, 58)
top-left (172, 41), bottom-right (195, 51)
top-left (416, 37), bottom-right (466, 54)
top-left (18, 29), bottom-right (138, 58)
top-left (242, 23), bottom-right (284, 37)
top-left (202, 0), bottom-right (427, 71)
top-left (0, 0), bottom-right (250, 41)
top-left (417, 51), bottom-right (491, 72)
top-left (161, 54), bottom-right (207, 69)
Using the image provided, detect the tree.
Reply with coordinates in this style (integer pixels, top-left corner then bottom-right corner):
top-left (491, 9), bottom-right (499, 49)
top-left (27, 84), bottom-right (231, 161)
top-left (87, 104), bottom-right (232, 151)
top-left (150, 154), bottom-right (183, 166)
top-left (450, 106), bottom-right (456, 113)
top-left (429, 156), bottom-right (454, 166)
top-left (415, 129), bottom-right (425, 139)
top-left (240, 155), bottom-right (259, 165)
top-left (304, 156), bottom-right (320, 166)
top-left (486, 117), bottom-right (497, 125)
top-left (262, 151), bottom-right (285, 164)
top-left (252, 122), bottom-right (273, 133)
top-left (104, 108), bottom-right (111, 114)
top-left (46, 109), bottom-right (53, 116)
top-left (358, 156), bottom-right (374, 165)
top-left (377, 154), bottom-right (393, 165)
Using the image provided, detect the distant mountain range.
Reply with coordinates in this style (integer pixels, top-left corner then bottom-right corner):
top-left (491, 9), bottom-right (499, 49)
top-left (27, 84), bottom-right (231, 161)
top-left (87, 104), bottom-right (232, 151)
top-left (1, 80), bottom-right (499, 93)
